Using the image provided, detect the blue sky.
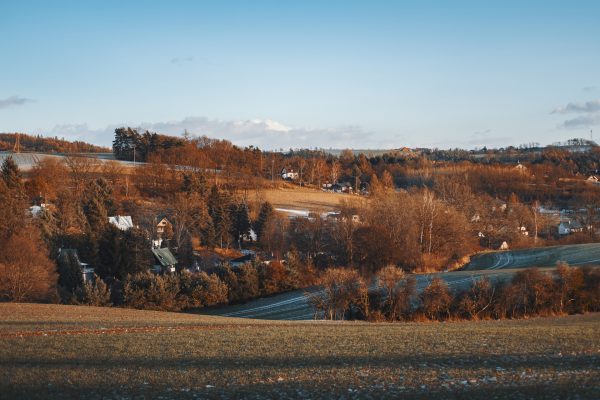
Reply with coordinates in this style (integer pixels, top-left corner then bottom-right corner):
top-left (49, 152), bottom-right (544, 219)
top-left (1, 0), bottom-right (599, 149)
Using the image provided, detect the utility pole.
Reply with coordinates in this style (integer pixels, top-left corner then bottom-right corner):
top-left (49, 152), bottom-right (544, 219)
top-left (271, 158), bottom-right (275, 183)
top-left (133, 144), bottom-right (136, 167)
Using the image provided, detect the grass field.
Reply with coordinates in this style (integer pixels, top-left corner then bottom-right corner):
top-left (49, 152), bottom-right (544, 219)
top-left (262, 187), bottom-right (363, 212)
top-left (1, 304), bottom-right (599, 399)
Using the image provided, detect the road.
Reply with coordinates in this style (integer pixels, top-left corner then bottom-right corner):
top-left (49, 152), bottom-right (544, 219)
top-left (203, 243), bottom-right (600, 321)
top-left (0, 151), bottom-right (132, 171)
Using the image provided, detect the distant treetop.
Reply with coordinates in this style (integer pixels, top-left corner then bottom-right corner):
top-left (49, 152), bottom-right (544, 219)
top-left (0, 133), bottom-right (109, 153)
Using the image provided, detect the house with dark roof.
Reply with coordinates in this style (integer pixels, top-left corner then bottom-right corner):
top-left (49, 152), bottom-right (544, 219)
top-left (151, 248), bottom-right (178, 274)
top-left (229, 251), bottom-right (256, 268)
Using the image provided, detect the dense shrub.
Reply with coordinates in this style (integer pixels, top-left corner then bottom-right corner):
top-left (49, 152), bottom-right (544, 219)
top-left (420, 278), bottom-right (452, 320)
top-left (123, 272), bottom-right (179, 311)
top-left (308, 268), bottom-right (368, 320)
top-left (178, 271), bottom-right (228, 308)
top-left (374, 265), bottom-right (416, 321)
top-left (73, 276), bottom-right (112, 307)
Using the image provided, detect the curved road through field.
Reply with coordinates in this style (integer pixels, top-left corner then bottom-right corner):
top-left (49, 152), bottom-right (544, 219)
top-left (203, 243), bottom-right (600, 321)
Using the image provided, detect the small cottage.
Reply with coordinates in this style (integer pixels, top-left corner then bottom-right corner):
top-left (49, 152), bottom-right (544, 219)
top-left (108, 215), bottom-right (134, 231)
top-left (151, 248), bottom-right (178, 274)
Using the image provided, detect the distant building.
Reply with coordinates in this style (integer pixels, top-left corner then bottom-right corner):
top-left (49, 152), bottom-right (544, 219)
top-left (587, 175), bottom-right (599, 184)
top-left (558, 220), bottom-right (585, 235)
top-left (108, 215), bottom-right (134, 231)
top-left (29, 203), bottom-right (49, 218)
top-left (156, 217), bottom-right (172, 236)
top-left (230, 251), bottom-right (256, 268)
top-left (514, 162), bottom-right (526, 170)
top-left (281, 168), bottom-right (299, 180)
top-left (151, 248), bottom-right (178, 273)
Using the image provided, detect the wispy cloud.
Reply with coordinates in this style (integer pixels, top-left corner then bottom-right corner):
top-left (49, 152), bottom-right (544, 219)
top-left (562, 114), bottom-right (600, 128)
top-left (471, 129), bottom-right (492, 137)
top-left (552, 99), bottom-right (600, 114)
top-left (0, 95), bottom-right (34, 109)
top-left (465, 129), bottom-right (513, 148)
top-left (170, 56), bottom-right (194, 64)
top-left (43, 117), bottom-right (391, 150)
top-left (583, 86), bottom-right (598, 93)
top-left (135, 117), bottom-right (380, 150)
top-left (552, 99), bottom-right (600, 128)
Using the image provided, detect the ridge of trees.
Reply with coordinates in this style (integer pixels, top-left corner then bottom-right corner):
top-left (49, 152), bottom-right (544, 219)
top-left (0, 133), bottom-right (109, 153)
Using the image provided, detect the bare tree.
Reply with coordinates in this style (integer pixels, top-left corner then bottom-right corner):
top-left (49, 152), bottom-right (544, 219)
top-left (308, 268), bottom-right (367, 320)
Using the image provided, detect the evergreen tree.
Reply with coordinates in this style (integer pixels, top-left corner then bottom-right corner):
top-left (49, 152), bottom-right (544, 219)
top-left (97, 227), bottom-right (152, 279)
top-left (254, 201), bottom-right (274, 241)
top-left (182, 172), bottom-right (209, 197)
top-left (37, 207), bottom-right (60, 254)
top-left (57, 249), bottom-right (84, 296)
top-left (230, 203), bottom-right (251, 248)
top-left (1, 156), bottom-right (23, 191)
top-left (82, 178), bottom-right (115, 235)
top-left (97, 226), bottom-right (124, 278)
top-left (122, 228), bottom-right (153, 276)
top-left (208, 185), bottom-right (233, 247)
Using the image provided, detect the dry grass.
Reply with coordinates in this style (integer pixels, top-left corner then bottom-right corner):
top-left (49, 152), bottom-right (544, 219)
top-left (261, 187), bottom-right (363, 212)
top-left (1, 304), bottom-right (599, 399)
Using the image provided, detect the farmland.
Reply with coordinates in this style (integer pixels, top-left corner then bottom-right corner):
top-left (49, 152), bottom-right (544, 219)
top-left (1, 304), bottom-right (599, 399)
top-left (262, 186), bottom-right (362, 212)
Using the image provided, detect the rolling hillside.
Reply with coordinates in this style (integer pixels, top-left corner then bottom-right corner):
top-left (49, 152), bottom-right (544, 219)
top-left (1, 303), bottom-right (599, 399)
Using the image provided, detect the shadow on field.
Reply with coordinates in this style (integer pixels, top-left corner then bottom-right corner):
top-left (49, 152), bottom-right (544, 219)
top-left (1, 380), bottom-right (598, 400)
top-left (1, 353), bottom-right (596, 371)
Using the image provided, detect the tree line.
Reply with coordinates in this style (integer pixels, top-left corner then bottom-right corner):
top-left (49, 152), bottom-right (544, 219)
top-left (0, 133), bottom-right (108, 153)
top-left (309, 263), bottom-right (600, 321)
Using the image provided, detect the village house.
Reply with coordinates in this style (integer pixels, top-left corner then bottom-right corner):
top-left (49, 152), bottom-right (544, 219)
top-left (151, 247), bottom-right (178, 274)
top-left (513, 162), bottom-right (527, 173)
top-left (108, 215), bottom-right (134, 231)
top-left (323, 211), bottom-right (361, 224)
top-left (281, 168), bottom-right (299, 180)
top-left (29, 203), bottom-right (50, 218)
top-left (229, 250), bottom-right (257, 268)
top-left (558, 220), bottom-right (585, 235)
top-left (586, 175), bottom-right (599, 184)
top-left (156, 217), bottom-right (172, 236)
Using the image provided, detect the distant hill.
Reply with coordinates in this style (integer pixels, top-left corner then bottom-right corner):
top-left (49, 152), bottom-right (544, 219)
top-left (0, 133), bottom-right (109, 153)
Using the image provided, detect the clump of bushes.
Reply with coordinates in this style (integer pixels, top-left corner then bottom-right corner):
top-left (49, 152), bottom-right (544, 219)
top-left (122, 271), bottom-right (228, 311)
top-left (310, 263), bottom-right (600, 322)
top-left (73, 276), bottom-right (112, 307)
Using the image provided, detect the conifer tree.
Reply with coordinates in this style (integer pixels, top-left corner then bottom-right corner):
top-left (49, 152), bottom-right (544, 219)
top-left (1, 156), bottom-right (23, 191)
top-left (57, 249), bottom-right (84, 295)
top-left (254, 201), bottom-right (274, 241)
top-left (230, 203), bottom-right (251, 248)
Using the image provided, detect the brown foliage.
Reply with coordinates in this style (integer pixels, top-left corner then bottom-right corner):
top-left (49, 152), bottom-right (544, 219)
top-left (0, 228), bottom-right (57, 302)
top-left (308, 268), bottom-right (368, 320)
top-left (420, 278), bottom-right (452, 320)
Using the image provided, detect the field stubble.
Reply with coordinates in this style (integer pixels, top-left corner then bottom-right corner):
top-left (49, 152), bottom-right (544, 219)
top-left (0, 304), bottom-right (599, 399)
